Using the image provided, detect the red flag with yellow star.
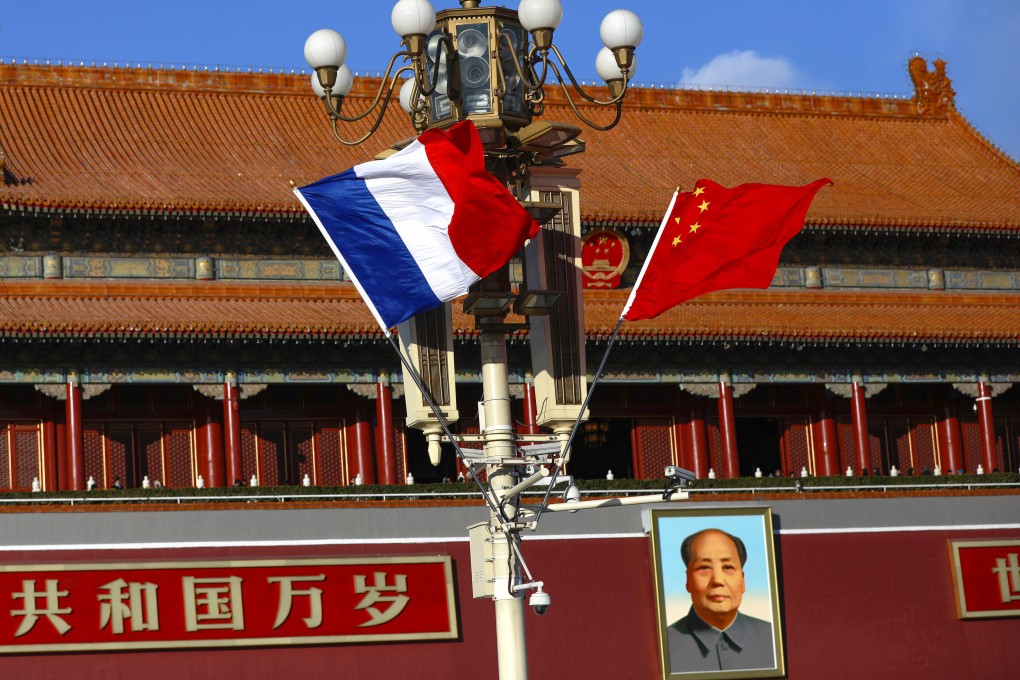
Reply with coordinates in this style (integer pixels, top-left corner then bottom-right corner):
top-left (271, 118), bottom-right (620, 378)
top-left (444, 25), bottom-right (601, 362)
top-left (621, 178), bottom-right (832, 321)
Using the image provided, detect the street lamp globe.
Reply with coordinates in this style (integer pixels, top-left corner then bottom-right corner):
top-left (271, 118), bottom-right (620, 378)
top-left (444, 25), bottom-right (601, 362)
top-left (310, 72), bottom-right (326, 99)
top-left (399, 78), bottom-right (417, 114)
top-left (391, 0), bottom-right (438, 39)
top-left (596, 47), bottom-right (637, 83)
top-left (517, 0), bottom-right (563, 31)
top-left (310, 65), bottom-right (354, 99)
top-left (303, 28), bottom-right (347, 70)
top-left (334, 65), bottom-right (355, 96)
top-left (600, 9), bottom-right (643, 50)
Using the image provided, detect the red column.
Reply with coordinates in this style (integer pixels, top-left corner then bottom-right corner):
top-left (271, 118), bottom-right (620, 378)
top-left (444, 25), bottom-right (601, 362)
top-left (65, 381), bottom-right (85, 491)
top-left (813, 388), bottom-right (840, 476)
top-left (520, 382), bottom-right (540, 435)
top-left (675, 392), bottom-right (691, 471)
top-left (717, 380), bottom-right (740, 478)
top-left (689, 407), bottom-right (710, 480)
top-left (940, 404), bottom-right (965, 474)
top-left (851, 381), bottom-right (871, 475)
top-left (680, 392), bottom-right (710, 479)
top-left (630, 424), bottom-right (645, 480)
top-left (350, 400), bottom-right (377, 484)
top-left (976, 381), bottom-right (997, 473)
top-left (41, 399), bottom-right (59, 492)
top-left (201, 399), bottom-right (226, 487)
top-left (56, 418), bottom-right (69, 491)
top-left (223, 382), bottom-right (242, 485)
top-left (374, 382), bottom-right (397, 485)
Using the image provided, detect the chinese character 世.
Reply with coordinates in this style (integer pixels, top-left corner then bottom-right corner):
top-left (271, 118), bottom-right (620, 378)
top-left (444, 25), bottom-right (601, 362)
top-left (993, 553), bottom-right (1020, 604)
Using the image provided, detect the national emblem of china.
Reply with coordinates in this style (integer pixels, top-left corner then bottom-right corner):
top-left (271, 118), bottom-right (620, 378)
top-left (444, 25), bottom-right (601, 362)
top-left (581, 229), bottom-right (630, 289)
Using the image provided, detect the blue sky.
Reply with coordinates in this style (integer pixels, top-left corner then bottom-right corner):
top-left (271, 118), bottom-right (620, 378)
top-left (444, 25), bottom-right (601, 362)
top-left (1, 1), bottom-right (1017, 159)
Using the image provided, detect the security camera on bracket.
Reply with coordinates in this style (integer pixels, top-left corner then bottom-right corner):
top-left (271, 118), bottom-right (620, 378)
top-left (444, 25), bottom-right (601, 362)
top-left (513, 580), bottom-right (550, 616)
top-left (663, 465), bottom-right (697, 500)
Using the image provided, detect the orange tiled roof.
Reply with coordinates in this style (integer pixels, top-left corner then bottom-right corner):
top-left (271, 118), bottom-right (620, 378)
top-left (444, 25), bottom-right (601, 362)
top-left (0, 281), bottom-right (1016, 346)
top-left (1, 62), bottom-right (1018, 231)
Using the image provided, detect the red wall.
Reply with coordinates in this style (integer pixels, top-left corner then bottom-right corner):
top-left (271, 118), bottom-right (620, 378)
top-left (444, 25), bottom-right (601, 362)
top-left (2, 528), bottom-right (1018, 679)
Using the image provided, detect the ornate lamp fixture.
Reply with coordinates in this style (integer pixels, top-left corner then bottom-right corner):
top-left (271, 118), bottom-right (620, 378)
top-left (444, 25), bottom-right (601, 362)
top-left (303, 0), bottom-right (642, 150)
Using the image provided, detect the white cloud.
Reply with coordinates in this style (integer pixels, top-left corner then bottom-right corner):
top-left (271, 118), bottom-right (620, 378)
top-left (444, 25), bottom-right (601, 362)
top-left (681, 50), bottom-right (797, 89)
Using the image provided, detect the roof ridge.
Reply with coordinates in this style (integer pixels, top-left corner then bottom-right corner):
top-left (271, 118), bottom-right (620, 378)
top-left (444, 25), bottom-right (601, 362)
top-left (945, 108), bottom-right (1020, 171)
top-left (1, 61), bottom-right (943, 122)
top-left (559, 82), bottom-right (932, 121)
top-left (0, 61), bottom-right (308, 97)
top-left (0, 280), bottom-right (364, 300)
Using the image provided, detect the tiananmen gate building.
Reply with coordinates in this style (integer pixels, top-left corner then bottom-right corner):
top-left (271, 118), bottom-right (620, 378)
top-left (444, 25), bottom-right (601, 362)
top-left (1, 55), bottom-right (1018, 679)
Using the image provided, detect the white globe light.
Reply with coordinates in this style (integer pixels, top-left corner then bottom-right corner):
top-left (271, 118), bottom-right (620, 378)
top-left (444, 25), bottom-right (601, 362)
top-left (599, 9), bottom-right (643, 50)
top-left (518, 0), bottom-right (563, 32)
top-left (595, 46), bottom-right (636, 81)
top-left (335, 64), bottom-right (355, 96)
top-left (310, 64), bottom-right (354, 98)
top-left (304, 29), bottom-right (347, 69)
top-left (391, 0), bottom-right (437, 38)
top-left (399, 79), bottom-right (417, 113)
top-left (310, 72), bottom-right (326, 99)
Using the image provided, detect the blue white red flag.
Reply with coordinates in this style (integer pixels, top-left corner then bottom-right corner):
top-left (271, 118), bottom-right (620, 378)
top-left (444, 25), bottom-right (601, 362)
top-left (294, 120), bottom-right (538, 330)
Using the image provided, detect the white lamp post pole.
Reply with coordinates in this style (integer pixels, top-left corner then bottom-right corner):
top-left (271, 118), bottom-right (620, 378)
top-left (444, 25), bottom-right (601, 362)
top-left (480, 325), bottom-right (528, 679)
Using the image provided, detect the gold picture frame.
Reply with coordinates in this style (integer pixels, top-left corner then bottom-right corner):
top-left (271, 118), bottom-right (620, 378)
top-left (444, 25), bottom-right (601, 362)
top-left (649, 507), bottom-right (785, 679)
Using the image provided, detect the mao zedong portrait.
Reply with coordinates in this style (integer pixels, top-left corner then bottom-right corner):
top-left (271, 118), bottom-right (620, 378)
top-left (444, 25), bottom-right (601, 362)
top-left (667, 529), bottom-right (775, 673)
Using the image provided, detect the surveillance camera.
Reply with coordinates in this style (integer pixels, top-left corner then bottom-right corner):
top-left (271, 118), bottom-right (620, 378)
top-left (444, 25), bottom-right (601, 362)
top-left (529, 587), bottom-right (551, 616)
top-left (563, 483), bottom-right (581, 504)
top-left (664, 466), bottom-right (696, 483)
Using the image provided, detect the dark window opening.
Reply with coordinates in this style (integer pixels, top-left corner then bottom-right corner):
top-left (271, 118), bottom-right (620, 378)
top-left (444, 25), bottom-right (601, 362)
top-left (736, 418), bottom-right (783, 477)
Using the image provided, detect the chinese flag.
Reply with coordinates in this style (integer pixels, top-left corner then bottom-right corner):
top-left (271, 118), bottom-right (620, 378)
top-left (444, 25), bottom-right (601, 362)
top-left (622, 178), bottom-right (831, 321)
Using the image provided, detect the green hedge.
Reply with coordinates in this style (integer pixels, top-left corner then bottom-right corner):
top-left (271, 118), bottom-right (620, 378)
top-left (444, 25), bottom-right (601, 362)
top-left (2, 472), bottom-right (1016, 503)
top-left (578, 472), bottom-right (1019, 492)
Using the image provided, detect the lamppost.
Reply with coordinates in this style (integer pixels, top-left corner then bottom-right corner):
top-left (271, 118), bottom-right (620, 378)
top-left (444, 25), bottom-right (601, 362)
top-left (303, 2), bottom-right (643, 678)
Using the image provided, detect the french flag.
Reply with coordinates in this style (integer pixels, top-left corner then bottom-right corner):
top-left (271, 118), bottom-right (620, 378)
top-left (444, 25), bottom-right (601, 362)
top-left (294, 121), bottom-right (538, 330)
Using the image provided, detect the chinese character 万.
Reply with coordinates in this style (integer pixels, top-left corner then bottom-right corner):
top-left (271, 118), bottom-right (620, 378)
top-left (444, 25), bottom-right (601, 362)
top-left (267, 574), bottom-right (326, 629)
top-left (182, 576), bottom-right (245, 631)
top-left (98, 579), bottom-right (160, 634)
top-left (993, 552), bottom-right (1020, 604)
top-left (11, 579), bottom-right (73, 637)
top-left (353, 572), bottom-right (409, 628)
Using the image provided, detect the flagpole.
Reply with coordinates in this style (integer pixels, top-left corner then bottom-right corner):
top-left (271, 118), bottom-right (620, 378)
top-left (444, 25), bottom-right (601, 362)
top-left (621, 189), bottom-right (680, 318)
top-left (530, 314), bottom-right (626, 522)
top-left (383, 331), bottom-right (511, 524)
top-left (532, 189), bottom-right (681, 519)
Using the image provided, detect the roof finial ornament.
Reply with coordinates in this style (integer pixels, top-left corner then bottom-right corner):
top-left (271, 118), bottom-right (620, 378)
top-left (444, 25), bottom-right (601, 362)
top-left (908, 56), bottom-right (955, 116)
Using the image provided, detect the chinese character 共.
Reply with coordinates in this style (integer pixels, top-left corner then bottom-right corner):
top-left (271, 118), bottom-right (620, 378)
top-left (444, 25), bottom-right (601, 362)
top-left (11, 579), bottom-right (73, 637)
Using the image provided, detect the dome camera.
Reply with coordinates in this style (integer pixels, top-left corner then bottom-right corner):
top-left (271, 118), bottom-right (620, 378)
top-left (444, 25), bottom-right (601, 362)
top-left (529, 587), bottom-right (551, 616)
